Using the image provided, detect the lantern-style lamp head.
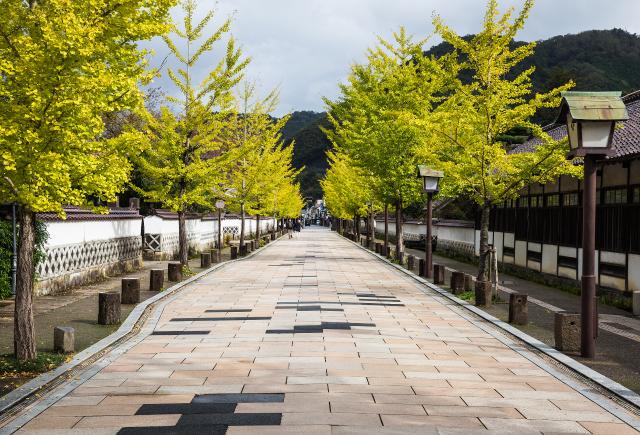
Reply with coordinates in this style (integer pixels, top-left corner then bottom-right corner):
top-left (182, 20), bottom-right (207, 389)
top-left (557, 91), bottom-right (628, 159)
top-left (417, 165), bottom-right (444, 194)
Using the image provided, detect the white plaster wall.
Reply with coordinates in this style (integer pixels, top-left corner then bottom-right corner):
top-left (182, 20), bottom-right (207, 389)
top-left (503, 233), bottom-right (515, 248)
top-left (434, 225), bottom-right (475, 244)
top-left (542, 244), bottom-right (558, 275)
top-left (629, 254), bottom-right (640, 291)
top-left (515, 241), bottom-right (527, 267)
top-left (493, 232), bottom-right (504, 260)
top-left (45, 219), bottom-right (142, 247)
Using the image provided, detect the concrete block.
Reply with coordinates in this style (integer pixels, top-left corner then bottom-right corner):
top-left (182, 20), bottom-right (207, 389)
top-left (168, 262), bottom-right (182, 282)
top-left (433, 264), bottom-right (445, 285)
top-left (554, 312), bottom-right (581, 352)
top-left (231, 246), bottom-right (238, 259)
top-left (98, 292), bottom-right (121, 325)
top-left (200, 252), bottom-right (212, 268)
top-left (407, 255), bottom-right (415, 271)
top-left (634, 291), bottom-right (640, 316)
top-left (508, 293), bottom-right (528, 325)
top-left (149, 269), bottom-right (164, 291)
top-left (54, 326), bottom-right (74, 353)
top-left (121, 278), bottom-right (140, 304)
top-left (419, 259), bottom-right (426, 277)
top-left (464, 274), bottom-right (474, 292)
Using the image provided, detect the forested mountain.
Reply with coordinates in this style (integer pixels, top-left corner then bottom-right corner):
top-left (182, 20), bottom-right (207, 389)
top-left (286, 29), bottom-right (640, 200)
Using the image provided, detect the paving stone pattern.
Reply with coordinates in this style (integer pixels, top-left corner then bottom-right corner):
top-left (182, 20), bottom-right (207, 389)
top-left (9, 228), bottom-right (640, 434)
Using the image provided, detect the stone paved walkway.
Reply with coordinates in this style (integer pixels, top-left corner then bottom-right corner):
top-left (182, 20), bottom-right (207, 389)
top-left (5, 228), bottom-right (640, 434)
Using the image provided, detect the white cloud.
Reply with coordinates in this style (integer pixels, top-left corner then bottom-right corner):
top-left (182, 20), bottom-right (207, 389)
top-left (144, 0), bottom-right (640, 116)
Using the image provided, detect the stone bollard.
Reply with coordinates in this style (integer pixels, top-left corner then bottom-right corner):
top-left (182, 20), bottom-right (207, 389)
top-left (464, 274), bottom-right (474, 292)
top-left (54, 326), bottom-right (75, 353)
top-left (121, 277), bottom-right (140, 304)
top-left (375, 243), bottom-right (381, 254)
top-left (168, 262), bottom-right (182, 282)
top-left (633, 291), bottom-right (640, 316)
top-left (397, 251), bottom-right (404, 264)
top-left (508, 293), bottom-right (528, 325)
top-left (201, 252), bottom-right (212, 268)
top-left (450, 271), bottom-right (465, 295)
top-left (474, 281), bottom-right (492, 307)
top-left (407, 255), bottom-right (415, 271)
top-left (231, 245), bottom-right (238, 259)
top-left (433, 264), bottom-right (445, 285)
top-left (239, 243), bottom-right (247, 256)
top-left (418, 259), bottom-right (426, 277)
top-left (150, 269), bottom-right (164, 292)
top-left (98, 292), bottom-right (121, 325)
top-left (210, 249), bottom-right (219, 263)
top-left (554, 312), bottom-right (581, 352)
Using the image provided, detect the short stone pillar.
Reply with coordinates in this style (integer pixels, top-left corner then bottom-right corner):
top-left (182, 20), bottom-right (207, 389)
top-left (397, 251), bottom-right (404, 264)
top-left (433, 264), bottom-right (445, 285)
top-left (474, 281), bottom-right (492, 307)
top-left (464, 274), bottom-right (474, 292)
top-left (633, 291), bottom-right (640, 316)
top-left (450, 271), bottom-right (465, 295)
top-left (201, 252), bottom-right (212, 268)
top-left (375, 243), bottom-right (381, 254)
top-left (121, 278), bottom-right (140, 304)
top-left (150, 269), bottom-right (164, 291)
top-left (554, 312), bottom-right (581, 352)
top-left (508, 293), bottom-right (528, 325)
top-left (231, 245), bottom-right (238, 259)
top-left (418, 259), bottom-right (426, 277)
top-left (98, 292), bottom-right (121, 325)
top-left (168, 262), bottom-right (182, 282)
top-left (407, 255), bottom-right (415, 271)
top-left (210, 249), bottom-right (219, 263)
top-left (54, 326), bottom-right (74, 353)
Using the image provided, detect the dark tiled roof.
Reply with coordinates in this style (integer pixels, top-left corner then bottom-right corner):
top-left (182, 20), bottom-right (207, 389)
top-left (511, 91), bottom-right (640, 160)
top-left (37, 206), bottom-right (141, 221)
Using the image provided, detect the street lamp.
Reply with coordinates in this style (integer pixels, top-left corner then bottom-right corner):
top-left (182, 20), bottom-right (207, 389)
top-left (417, 165), bottom-right (444, 279)
top-left (366, 201), bottom-right (373, 249)
top-left (215, 199), bottom-right (225, 262)
top-left (557, 91), bottom-right (628, 358)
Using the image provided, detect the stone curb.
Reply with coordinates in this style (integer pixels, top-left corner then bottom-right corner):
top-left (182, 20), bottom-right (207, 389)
top-left (0, 235), bottom-right (283, 418)
top-left (338, 233), bottom-right (640, 427)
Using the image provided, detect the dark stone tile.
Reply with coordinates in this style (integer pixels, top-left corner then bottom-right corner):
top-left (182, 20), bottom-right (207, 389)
top-left (178, 413), bottom-right (282, 426)
top-left (356, 294), bottom-right (399, 299)
top-left (192, 394), bottom-right (284, 404)
top-left (136, 403), bottom-right (236, 415)
top-left (151, 331), bottom-right (210, 336)
top-left (170, 317), bottom-right (272, 322)
top-left (205, 309), bottom-right (252, 313)
top-left (118, 425), bottom-right (227, 435)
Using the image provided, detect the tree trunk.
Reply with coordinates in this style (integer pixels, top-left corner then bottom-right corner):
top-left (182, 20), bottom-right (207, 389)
top-left (369, 212), bottom-right (376, 249)
top-left (395, 198), bottom-right (404, 262)
top-left (477, 202), bottom-right (491, 282)
top-left (272, 215), bottom-right (276, 238)
top-left (177, 210), bottom-right (188, 265)
top-left (384, 204), bottom-right (389, 252)
top-left (240, 202), bottom-right (245, 247)
top-left (14, 207), bottom-right (36, 361)
top-left (256, 214), bottom-right (261, 242)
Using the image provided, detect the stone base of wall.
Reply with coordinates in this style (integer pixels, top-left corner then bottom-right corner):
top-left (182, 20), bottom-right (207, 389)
top-left (35, 256), bottom-right (143, 297)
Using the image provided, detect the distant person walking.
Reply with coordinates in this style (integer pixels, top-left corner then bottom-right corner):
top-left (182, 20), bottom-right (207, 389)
top-left (293, 220), bottom-right (301, 237)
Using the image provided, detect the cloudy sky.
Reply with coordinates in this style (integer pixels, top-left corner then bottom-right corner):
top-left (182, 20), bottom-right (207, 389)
top-left (144, 0), bottom-right (640, 116)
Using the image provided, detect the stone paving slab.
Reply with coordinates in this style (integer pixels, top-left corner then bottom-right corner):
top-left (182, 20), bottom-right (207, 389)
top-left (3, 228), bottom-right (640, 434)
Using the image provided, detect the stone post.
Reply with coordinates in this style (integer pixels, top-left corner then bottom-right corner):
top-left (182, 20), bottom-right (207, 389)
top-left (201, 252), bottom-right (212, 268)
top-left (554, 312), bottom-right (581, 352)
top-left (239, 243), bottom-right (247, 256)
top-left (407, 255), bottom-right (415, 271)
top-left (508, 293), bottom-right (528, 325)
top-left (450, 271), bottom-right (465, 295)
top-left (150, 269), bottom-right (164, 291)
top-left (54, 326), bottom-right (74, 353)
top-left (418, 259), bottom-right (426, 277)
top-left (433, 264), bottom-right (445, 285)
top-left (121, 278), bottom-right (140, 304)
top-left (633, 291), bottom-right (640, 316)
top-left (98, 292), bottom-right (121, 325)
top-left (464, 274), bottom-right (474, 292)
top-left (168, 262), bottom-right (182, 282)
top-left (474, 281), bottom-right (492, 307)
top-left (231, 246), bottom-right (238, 259)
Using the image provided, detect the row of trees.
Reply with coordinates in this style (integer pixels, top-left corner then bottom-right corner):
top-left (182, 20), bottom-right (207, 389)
top-left (322, 0), bottom-right (581, 280)
top-left (1, 0), bottom-right (303, 361)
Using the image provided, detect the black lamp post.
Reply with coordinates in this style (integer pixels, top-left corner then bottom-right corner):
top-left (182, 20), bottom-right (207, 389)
top-left (557, 91), bottom-right (628, 358)
top-left (417, 165), bottom-right (444, 279)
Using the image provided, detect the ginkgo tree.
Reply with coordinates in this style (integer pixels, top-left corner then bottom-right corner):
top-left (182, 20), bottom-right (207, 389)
top-left (325, 28), bottom-right (454, 260)
top-left (428, 0), bottom-right (580, 283)
top-left (0, 0), bottom-right (174, 361)
top-left (134, 0), bottom-right (249, 266)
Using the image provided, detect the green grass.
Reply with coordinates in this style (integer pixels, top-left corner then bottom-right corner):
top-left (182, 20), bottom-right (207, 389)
top-left (457, 291), bottom-right (475, 302)
top-left (0, 352), bottom-right (69, 376)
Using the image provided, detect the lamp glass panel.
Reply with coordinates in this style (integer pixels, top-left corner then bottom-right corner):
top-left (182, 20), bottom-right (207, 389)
top-left (423, 177), bottom-right (439, 192)
top-left (567, 115), bottom-right (579, 150)
top-left (581, 121), bottom-right (613, 148)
